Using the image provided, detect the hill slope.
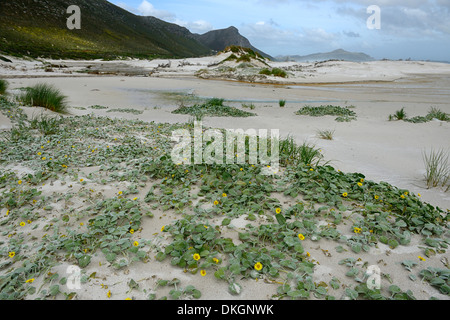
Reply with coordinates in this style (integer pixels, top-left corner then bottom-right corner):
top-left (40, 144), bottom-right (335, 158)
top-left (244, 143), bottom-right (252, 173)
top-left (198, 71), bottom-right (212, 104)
top-left (0, 0), bottom-right (211, 59)
top-left (194, 26), bottom-right (274, 60)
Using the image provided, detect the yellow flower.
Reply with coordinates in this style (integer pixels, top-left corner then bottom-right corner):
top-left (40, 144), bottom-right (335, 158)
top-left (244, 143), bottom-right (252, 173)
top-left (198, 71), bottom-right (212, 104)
top-left (213, 200), bottom-right (219, 206)
top-left (25, 278), bottom-right (35, 283)
top-left (161, 225), bottom-right (165, 232)
top-left (298, 234), bottom-right (305, 241)
top-left (357, 182), bottom-right (362, 187)
top-left (129, 229), bottom-right (135, 234)
top-left (254, 262), bottom-right (263, 271)
top-left (309, 168), bottom-right (314, 172)
top-left (374, 195), bottom-right (379, 200)
top-left (18, 180), bottom-right (22, 185)
top-left (20, 221), bottom-right (26, 227)
top-left (193, 253), bottom-right (201, 261)
top-left (418, 193), bottom-right (421, 197)
top-left (306, 252), bottom-right (311, 257)
top-left (200, 270), bottom-right (206, 277)
top-left (80, 222), bottom-right (84, 226)
top-left (240, 168), bottom-right (243, 171)
top-left (133, 197), bottom-right (138, 201)
top-left (354, 227), bottom-right (362, 234)
top-left (37, 152), bottom-right (42, 156)
top-left (418, 256), bottom-right (426, 261)
top-left (360, 178), bottom-right (364, 183)
top-left (213, 258), bottom-right (219, 264)
top-left (80, 179), bottom-right (84, 182)
top-left (118, 191), bottom-right (123, 195)
top-left (404, 191), bottom-right (408, 196)
top-left (275, 208), bottom-right (281, 214)
top-left (8, 252), bottom-right (15, 258)
top-left (133, 241), bottom-right (139, 247)
top-left (125, 297), bottom-right (132, 300)
top-left (342, 192), bottom-right (348, 197)
top-left (400, 195), bottom-right (405, 199)
top-left (222, 193), bottom-right (227, 197)
top-left (107, 290), bottom-right (112, 298)
top-left (27, 220), bottom-right (32, 224)
top-left (42, 157), bottom-right (46, 160)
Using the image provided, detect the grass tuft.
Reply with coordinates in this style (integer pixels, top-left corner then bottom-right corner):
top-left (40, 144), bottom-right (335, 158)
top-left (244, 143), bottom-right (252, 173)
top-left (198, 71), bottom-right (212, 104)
top-left (0, 79), bottom-right (9, 95)
top-left (422, 148), bottom-right (450, 190)
top-left (316, 129), bottom-right (335, 140)
top-left (19, 83), bottom-right (69, 114)
top-left (279, 135), bottom-right (324, 167)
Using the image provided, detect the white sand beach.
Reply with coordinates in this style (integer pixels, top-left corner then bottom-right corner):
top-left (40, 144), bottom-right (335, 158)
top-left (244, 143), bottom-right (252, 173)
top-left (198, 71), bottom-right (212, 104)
top-left (0, 54), bottom-right (449, 300)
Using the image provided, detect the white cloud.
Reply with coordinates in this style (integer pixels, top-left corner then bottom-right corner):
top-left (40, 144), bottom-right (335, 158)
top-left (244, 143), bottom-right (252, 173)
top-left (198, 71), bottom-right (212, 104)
top-left (178, 20), bottom-right (214, 34)
top-left (137, 0), bottom-right (176, 20)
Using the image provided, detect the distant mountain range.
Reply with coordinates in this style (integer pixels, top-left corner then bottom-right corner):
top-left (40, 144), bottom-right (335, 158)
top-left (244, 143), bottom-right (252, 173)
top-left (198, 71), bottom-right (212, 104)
top-left (0, 0), bottom-right (270, 60)
top-left (276, 49), bottom-right (375, 63)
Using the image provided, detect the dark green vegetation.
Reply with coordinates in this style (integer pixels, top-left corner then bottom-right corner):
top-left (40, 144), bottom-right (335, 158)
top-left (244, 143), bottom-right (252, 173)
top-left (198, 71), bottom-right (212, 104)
top-left (296, 105), bottom-right (357, 122)
top-left (221, 46), bottom-right (270, 66)
top-left (18, 83), bottom-right (69, 114)
top-left (0, 0), bottom-right (211, 59)
top-left (389, 107), bottom-right (450, 123)
top-left (0, 96), bottom-right (448, 300)
top-left (0, 80), bottom-right (8, 95)
top-left (172, 98), bottom-right (256, 119)
top-left (259, 68), bottom-right (288, 78)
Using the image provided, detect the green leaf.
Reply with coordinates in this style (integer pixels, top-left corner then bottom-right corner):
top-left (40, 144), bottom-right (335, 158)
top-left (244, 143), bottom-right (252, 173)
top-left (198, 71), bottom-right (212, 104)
top-left (228, 282), bottom-right (242, 295)
top-left (222, 218), bottom-right (231, 226)
top-left (351, 243), bottom-right (362, 253)
top-left (49, 284), bottom-right (60, 297)
top-left (78, 255), bottom-right (91, 268)
top-left (388, 239), bottom-right (399, 249)
top-left (345, 288), bottom-right (358, 300)
top-left (156, 252), bottom-right (166, 261)
top-left (276, 213), bottom-right (286, 225)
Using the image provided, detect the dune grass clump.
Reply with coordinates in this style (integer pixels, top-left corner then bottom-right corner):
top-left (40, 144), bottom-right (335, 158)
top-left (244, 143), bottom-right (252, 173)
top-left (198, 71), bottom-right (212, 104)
top-left (389, 108), bottom-right (407, 121)
top-left (279, 99), bottom-right (286, 107)
top-left (279, 135), bottom-right (324, 167)
top-left (0, 79), bottom-right (9, 95)
top-left (422, 148), bottom-right (450, 190)
top-left (172, 98), bottom-right (256, 119)
top-left (19, 83), bottom-right (69, 114)
top-left (296, 105), bottom-right (357, 122)
top-left (427, 107), bottom-right (450, 121)
top-left (392, 107), bottom-right (449, 123)
top-left (317, 129), bottom-right (335, 140)
top-left (259, 68), bottom-right (287, 78)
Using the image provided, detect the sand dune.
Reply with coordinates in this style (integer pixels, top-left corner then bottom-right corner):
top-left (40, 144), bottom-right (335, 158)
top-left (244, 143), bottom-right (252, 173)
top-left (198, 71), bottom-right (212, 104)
top-left (0, 54), bottom-right (449, 301)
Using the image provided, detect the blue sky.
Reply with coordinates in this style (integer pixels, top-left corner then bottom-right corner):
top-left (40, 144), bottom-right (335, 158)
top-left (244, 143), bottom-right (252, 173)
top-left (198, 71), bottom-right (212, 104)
top-left (109, 0), bottom-right (450, 61)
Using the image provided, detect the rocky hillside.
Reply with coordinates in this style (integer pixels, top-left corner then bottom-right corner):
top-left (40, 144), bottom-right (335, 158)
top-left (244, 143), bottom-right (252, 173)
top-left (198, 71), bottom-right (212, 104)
top-left (0, 0), bottom-right (211, 59)
top-left (0, 0), bottom-right (272, 61)
top-left (194, 26), bottom-right (274, 60)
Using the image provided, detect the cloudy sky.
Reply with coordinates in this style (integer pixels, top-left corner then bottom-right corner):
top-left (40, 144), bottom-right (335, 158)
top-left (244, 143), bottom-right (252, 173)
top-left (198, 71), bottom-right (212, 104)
top-left (109, 0), bottom-right (450, 61)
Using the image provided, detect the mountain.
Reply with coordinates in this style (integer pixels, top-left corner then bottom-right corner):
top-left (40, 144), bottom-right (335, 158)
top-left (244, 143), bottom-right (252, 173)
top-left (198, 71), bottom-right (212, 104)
top-left (0, 0), bottom-right (271, 61)
top-left (0, 0), bottom-right (212, 59)
top-left (276, 49), bottom-right (375, 63)
top-left (193, 26), bottom-right (274, 60)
